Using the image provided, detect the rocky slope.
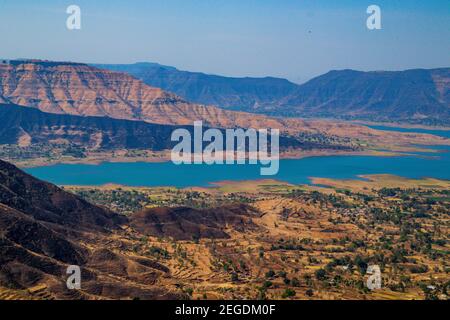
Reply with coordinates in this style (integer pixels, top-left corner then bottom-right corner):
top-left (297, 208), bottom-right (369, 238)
top-left (0, 158), bottom-right (124, 231)
top-left (131, 204), bottom-right (261, 240)
top-left (0, 60), bottom-right (300, 130)
top-left (0, 60), bottom-right (208, 124)
top-left (0, 159), bottom-right (183, 300)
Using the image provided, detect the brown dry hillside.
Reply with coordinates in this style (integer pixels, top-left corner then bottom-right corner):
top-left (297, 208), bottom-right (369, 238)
top-left (131, 204), bottom-right (260, 240)
top-left (0, 159), bottom-right (184, 300)
top-left (0, 159), bottom-right (124, 231)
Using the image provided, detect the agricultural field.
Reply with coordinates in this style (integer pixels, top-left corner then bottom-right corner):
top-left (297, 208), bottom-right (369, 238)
top-left (66, 176), bottom-right (450, 300)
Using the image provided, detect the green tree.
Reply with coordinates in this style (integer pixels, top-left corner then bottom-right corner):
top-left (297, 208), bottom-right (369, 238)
top-left (315, 268), bottom-right (327, 281)
top-left (282, 288), bottom-right (296, 299)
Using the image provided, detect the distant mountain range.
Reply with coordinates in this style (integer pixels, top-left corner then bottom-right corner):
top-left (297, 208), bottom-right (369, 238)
top-left (96, 63), bottom-right (450, 126)
top-left (0, 60), bottom-right (448, 157)
top-left (0, 60), bottom-right (391, 141)
top-left (277, 68), bottom-right (450, 126)
top-left (0, 60), bottom-right (222, 126)
top-left (0, 60), bottom-right (318, 131)
top-left (94, 62), bottom-right (299, 112)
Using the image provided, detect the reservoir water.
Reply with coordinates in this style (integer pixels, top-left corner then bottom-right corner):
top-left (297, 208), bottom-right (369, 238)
top-left (25, 144), bottom-right (450, 188)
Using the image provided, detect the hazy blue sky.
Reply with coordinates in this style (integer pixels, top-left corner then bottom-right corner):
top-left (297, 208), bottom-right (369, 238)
top-left (0, 0), bottom-right (448, 83)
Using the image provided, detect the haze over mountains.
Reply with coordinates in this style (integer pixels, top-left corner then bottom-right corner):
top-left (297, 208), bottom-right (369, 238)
top-left (279, 68), bottom-right (450, 125)
top-left (1, 60), bottom-right (449, 127)
top-left (94, 62), bottom-right (299, 112)
top-left (0, 60), bottom-right (386, 138)
top-left (97, 63), bottom-right (450, 126)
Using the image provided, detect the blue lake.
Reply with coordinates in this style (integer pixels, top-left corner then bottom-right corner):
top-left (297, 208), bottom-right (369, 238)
top-left (25, 145), bottom-right (450, 188)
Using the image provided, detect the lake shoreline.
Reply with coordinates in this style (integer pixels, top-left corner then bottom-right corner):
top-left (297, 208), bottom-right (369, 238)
top-left (62, 174), bottom-right (450, 192)
top-left (354, 121), bottom-right (450, 131)
top-left (20, 125), bottom-right (450, 188)
top-left (14, 148), bottom-right (413, 169)
top-left (24, 145), bottom-right (450, 188)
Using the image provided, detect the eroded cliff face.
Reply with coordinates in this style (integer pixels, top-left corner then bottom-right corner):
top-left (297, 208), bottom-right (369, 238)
top-left (0, 61), bottom-right (197, 121)
top-left (0, 61), bottom-right (320, 132)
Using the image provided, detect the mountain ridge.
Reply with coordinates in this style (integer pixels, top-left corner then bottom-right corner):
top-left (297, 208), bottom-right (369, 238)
top-left (1, 60), bottom-right (449, 150)
top-left (93, 62), bottom-right (300, 111)
top-left (276, 68), bottom-right (450, 125)
top-left (96, 62), bottom-right (450, 125)
top-left (0, 60), bottom-right (313, 131)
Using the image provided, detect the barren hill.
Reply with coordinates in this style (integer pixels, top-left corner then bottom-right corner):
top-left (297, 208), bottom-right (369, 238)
top-left (0, 159), bottom-right (183, 300)
top-left (131, 204), bottom-right (261, 240)
top-left (0, 158), bottom-right (124, 231)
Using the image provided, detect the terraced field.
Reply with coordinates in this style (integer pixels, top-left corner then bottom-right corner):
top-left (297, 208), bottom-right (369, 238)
top-left (71, 177), bottom-right (449, 300)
